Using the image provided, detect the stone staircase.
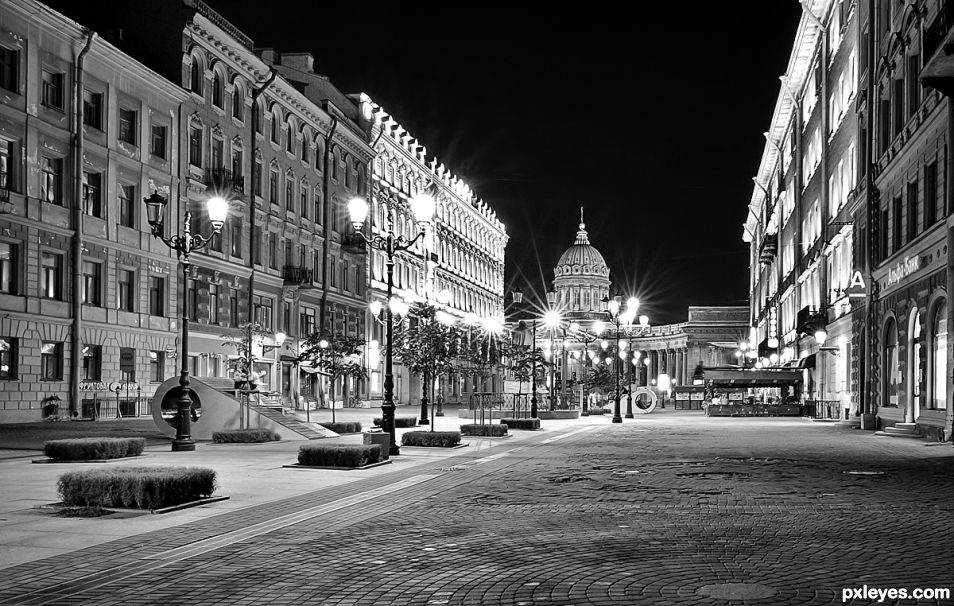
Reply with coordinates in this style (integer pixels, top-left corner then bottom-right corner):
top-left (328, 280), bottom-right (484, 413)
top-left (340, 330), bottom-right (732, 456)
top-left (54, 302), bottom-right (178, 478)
top-left (195, 377), bottom-right (335, 440)
top-left (875, 422), bottom-right (923, 439)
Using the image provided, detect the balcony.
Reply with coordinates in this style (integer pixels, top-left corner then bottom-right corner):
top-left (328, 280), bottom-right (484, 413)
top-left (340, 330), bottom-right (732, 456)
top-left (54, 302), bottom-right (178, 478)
top-left (758, 234), bottom-right (778, 265)
top-left (282, 265), bottom-right (313, 284)
top-left (206, 169), bottom-right (245, 195)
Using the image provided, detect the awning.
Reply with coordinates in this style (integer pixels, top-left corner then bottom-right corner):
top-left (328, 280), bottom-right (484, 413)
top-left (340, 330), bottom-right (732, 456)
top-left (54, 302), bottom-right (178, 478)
top-left (299, 365), bottom-right (328, 375)
top-left (798, 353), bottom-right (816, 369)
top-left (702, 368), bottom-right (803, 387)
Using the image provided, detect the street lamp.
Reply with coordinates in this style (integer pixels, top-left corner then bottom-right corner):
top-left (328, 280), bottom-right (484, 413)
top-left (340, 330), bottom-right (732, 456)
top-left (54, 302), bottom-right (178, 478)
top-left (348, 193), bottom-right (435, 456)
top-left (144, 191), bottom-right (228, 451)
top-left (568, 320), bottom-right (604, 413)
top-left (261, 331), bottom-right (286, 355)
top-left (511, 288), bottom-right (538, 418)
top-left (604, 294), bottom-right (649, 424)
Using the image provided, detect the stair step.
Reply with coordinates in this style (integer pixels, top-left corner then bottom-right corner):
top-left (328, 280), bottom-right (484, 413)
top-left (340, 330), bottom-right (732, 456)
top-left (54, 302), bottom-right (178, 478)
top-left (876, 430), bottom-right (923, 439)
top-left (884, 426), bottom-right (920, 434)
top-left (895, 422), bottom-right (918, 430)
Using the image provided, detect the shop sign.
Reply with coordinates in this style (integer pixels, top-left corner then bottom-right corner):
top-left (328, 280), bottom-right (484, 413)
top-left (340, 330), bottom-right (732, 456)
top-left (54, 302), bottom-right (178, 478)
top-left (846, 270), bottom-right (866, 298)
top-left (78, 380), bottom-right (140, 392)
top-left (885, 255), bottom-right (921, 287)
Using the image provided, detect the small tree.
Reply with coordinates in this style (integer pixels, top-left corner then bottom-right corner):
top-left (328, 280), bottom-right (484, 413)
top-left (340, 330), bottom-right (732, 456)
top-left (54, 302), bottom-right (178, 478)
top-left (221, 322), bottom-right (271, 384)
top-left (300, 331), bottom-right (367, 423)
top-left (394, 303), bottom-right (460, 426)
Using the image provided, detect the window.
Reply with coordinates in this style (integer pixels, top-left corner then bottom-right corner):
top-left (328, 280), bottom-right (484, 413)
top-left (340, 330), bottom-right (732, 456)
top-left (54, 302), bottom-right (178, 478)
top-left (300, 306), bottom-right (315, 335)
top-left (269, 168), bottom-right (279, 204)
top-left (0, 242), bottom-right (17, 295)
top-left (254, 101), bottom-right (263, 135)
top-left (117, 268), bottom-right (135, 311)
top-left (879, 208), bottom-right (889, 261)
top-left (269, 233), bottom-right (278, 270)
top-left (285, 178), bottom-right (294, 211)
top-left (149, 350), bottom-right (164, 382)
top-left (40, 342), bottom-right (63, 380)
top-left (212, 71), bottom-right (224, 108)
top-left (82, 345), bottom-right (102, 381)
top-left (314, 187), bottom-right (322, 224)
top-left (229, 291), bottom-right (239, 327)
top-left (909, 309), bottom-right (923, 413)
top-left (150, 124), bottom-right (167, 159)
top-left (187, 278), bottom-right (198, 321)
top-left (41, 156), bottom-right (62, 205)
top-left (83, 90), bottom-right (103, 130)
top-left (930, 301), bottom-right (948, 409)
top-left (211, 137), bottom-right (223, 170)
top-left (149, 276), bottom-right (165, 316)
top-left (231, 218), bottom-right (243, 258)
top-left (231, 148), bottom-right (243, 185)
top-left (209, 283), bottom-right (219, 325)
top-left (282, 302), bottom-right (291, 332)
top-left (906, 180), bottom-right (919, 242)
top-left (0, 337), bottom-right (17, 379)
top-left (0, 139), bottom-right (14, 192)
top-left (254, 157), bottom-right (263, 197)
top-left (118, 183), bottom-right (136, 228)
top-left (271, 112), bottom-right (280, 144)
top-left (285, 124), bottom-right (294, 153)
top-left (41, 70), bottom-right (64, 110)
top-left (82, 171), bottom-right (102, 218)
top-left (301, 138), bottom-right (309, 163)
top-left (300, 184), bottom-right (308, 220)
top-left (119, 107), bottom-right (137, 145)
top-left (893, 79), bottom-right (904, 137)
top-left (232, 85), bottom-right (244, 122)
top-left (41, 252), bottom-right (62, 299)
top-left (120, 347), bottom-right (136, 382)
top-left (254, 295), bottom-right (273, 331)
top-left (892, 195), bottom-right (903, 251)
top-left (332, 151), bottom-right (339, 180)
top-left (883, 319), bottom-right (899, 406)
top-left (190, 57), bottom-right (203, 95)
top-left (907, 54), bottom-right (920, 117)
top-left (252, 225), bottom-right (262, 265)
top-left (0, 47), bottom-right (18, 93)
top-left (925, 162), bottom-right (938, 226)
top-left (189, 125), bottom-right (203, 168)
top-left (81, 260), bottom-right (102, 306)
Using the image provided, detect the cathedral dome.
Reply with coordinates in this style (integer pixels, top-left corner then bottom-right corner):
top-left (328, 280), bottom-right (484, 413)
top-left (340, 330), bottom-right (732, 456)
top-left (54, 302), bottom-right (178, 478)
top-left (555, 220), bottom-right (609, 279)
top-left (552, 212), bottom-right (611, 313)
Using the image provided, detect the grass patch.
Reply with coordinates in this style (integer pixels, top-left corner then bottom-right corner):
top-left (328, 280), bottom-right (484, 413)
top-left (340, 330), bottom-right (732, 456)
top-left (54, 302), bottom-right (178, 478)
top-left (298, 443), bottom-right (382, 467)
top-left (500, 418), bottom-right (540, 430)
top-left (401, 431), bottom-right (461, 447)
top-left (57, 466), bottom-right (216, 510)
top-left (44, 437), bottom-right (145, 461)
top-left (373, 416), bottom-right (420, 428)
top-left (211, 428), bottom-right (281, 443)
top-left (460, 424), bottom-right (508, 437)
top-left (317, 421), bottom-right (363, 434)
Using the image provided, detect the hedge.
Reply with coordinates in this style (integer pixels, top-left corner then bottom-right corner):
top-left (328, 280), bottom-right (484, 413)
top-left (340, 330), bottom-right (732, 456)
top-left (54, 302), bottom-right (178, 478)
top-left (212, 428), bottom-right (280, 443)
top-left (500, 418), bottom-right (540, 430)
top-left (57, 466), bottom-right (216, 509)
top-left (584, 408), bottom-right (606, 416)
top-left (318, 421), bottom-right (363, 434)
top-left (298, 443), bottom-right (382, 467)
top-left (401, 431), bottom-right (461, 447)
top-left (460, 424), bottom-right (508, 437)
top-left (373, 416), bottom-right (419, 428)
top-left (44, 437), bottom-right (145, 461)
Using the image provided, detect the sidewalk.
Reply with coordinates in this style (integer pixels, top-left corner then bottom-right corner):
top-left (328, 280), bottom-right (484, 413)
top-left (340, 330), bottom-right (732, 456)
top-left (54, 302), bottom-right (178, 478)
top-left (0, 403), bottom-right (595, 570)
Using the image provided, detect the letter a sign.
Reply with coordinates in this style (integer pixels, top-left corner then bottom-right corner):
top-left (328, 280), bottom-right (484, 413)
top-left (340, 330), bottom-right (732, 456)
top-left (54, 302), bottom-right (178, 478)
top-left (846, 270), bottom-right (866, 297)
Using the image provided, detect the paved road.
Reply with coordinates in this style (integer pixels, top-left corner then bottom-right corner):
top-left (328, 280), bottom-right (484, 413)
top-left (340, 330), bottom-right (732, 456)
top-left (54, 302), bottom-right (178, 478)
top-left (1, 412), bottom-right (952, 605)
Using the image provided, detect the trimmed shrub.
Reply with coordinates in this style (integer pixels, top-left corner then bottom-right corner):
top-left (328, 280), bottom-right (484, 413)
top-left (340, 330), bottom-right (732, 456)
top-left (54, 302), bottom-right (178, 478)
top-left (401, 431), bottom-right (461, 447)
top-left (586, 408), bottom-right (606, 415)
top-left (373, 416), bottom-right (419, 428)
top-left (298, 443), bottom-right (382, 467)
top-left (500, 418), bottom-right (540, 430)
top-left (44, 437), bottom-right (146, 461)
top-left (460, 424), bottom-right (508, 437)
top-left (318, 421), bottom-right (363, 434)
top-left (57, 466), bottom-right (216, 510)
top-left (212, 428), bottom-right (280, 443)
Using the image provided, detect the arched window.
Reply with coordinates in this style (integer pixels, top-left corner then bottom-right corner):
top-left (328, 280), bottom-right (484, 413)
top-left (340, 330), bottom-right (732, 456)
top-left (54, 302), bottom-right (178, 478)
top-left (253, 100), bottom-right (263, 135)
top-left (285, 171), bottom-right (295, 212)
top-left (285, 119), bottom-right (295, 154)
top-left (271, 109), bottom-right (280, 144)
top-left (232, 80), bottom-right (244, 122)
top-left (909, 308), bottom-right (922, 415)
top-left (300, 179), bottom-right (309, 220)
top-left (301, 129), bottom-right (310, 163)
top-left (212, 70), bottom-right (224, 108)
top-left (929, 300), bottom-right (948, 409)
top-left (315, 138), bottom-right (323, 171)
top-left (332, 150), bottom-right (340, 180)
top-left (883, 318), bottom-right (899, 407)
top-left (344, 154), bottom-right (352, 189)
top-left (189, 55), bottom-right (203, 95)
top-left (314, 186), bottom-right (322, 225)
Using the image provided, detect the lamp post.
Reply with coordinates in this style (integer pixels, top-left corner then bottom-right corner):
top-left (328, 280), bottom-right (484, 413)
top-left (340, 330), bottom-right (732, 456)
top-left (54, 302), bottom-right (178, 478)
top-left (626, 346), bottom-right (642, 418)
top-left (604, 294), bottom-right (649, 424)
top-left (348, 194), bottom-right (434, 456)
top-left (511, 289), bottom-right (538, 418)
top-left (569, 320), bottom-right (604, 413)
top-left (144, 191), bottom-right (228, 451)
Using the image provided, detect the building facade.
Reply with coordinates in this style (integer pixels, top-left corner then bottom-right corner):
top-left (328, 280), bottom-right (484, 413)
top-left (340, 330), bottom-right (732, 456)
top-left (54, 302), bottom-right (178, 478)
top-left (746, 0), bottom-right (952, 438)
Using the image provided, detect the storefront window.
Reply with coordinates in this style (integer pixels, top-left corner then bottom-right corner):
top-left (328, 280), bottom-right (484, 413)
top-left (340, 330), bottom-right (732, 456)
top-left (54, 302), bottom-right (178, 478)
top-left (931, 301), bottom-right (948, 409)
top-left (883, 319), bottom-right (899, 406)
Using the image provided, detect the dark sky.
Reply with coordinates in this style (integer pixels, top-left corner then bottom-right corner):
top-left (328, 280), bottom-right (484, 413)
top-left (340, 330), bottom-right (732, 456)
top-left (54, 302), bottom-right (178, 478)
top-left (146, 2), bottom-right (809, 324)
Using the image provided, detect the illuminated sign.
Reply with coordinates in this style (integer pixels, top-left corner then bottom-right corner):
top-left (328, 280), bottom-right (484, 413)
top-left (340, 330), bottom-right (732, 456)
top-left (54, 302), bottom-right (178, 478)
top-left (885, 256), bottom-right (921, 286)
top-left (846, 270), bottom-right (866, 297)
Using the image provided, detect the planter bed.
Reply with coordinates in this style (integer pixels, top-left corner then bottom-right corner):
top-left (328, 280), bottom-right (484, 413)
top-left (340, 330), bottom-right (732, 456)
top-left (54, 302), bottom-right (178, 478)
top-left (283, 460), bottom-right (392, 471)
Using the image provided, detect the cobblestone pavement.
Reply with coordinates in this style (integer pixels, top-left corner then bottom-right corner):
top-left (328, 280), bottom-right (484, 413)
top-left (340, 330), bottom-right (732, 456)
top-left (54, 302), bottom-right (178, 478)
top-left (1, 414), bottom-right (953, 605)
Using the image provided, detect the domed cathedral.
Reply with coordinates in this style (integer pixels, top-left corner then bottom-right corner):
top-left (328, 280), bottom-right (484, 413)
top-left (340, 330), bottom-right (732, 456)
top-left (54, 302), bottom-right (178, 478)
top-left (552, 210), bottom-right (611, 319)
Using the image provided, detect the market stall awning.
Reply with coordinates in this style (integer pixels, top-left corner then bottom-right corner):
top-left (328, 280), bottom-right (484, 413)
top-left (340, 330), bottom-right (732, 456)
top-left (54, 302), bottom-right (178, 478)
top-left (702, 368), bottom-right (802, 386)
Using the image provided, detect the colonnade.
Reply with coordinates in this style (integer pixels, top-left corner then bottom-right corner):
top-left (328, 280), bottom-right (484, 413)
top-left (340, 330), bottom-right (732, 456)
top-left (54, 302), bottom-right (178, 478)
top-left (643, 347), bottom-right (692, 388)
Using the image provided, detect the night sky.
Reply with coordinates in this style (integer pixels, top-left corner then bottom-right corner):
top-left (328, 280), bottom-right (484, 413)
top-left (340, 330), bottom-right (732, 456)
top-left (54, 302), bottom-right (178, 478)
top-left (73, 1), bottom-right (805, 324)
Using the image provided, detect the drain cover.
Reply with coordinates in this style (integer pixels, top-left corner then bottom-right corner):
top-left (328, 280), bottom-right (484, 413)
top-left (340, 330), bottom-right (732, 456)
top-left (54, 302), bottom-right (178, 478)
top-left (697, 583), bottom-right (777, 600)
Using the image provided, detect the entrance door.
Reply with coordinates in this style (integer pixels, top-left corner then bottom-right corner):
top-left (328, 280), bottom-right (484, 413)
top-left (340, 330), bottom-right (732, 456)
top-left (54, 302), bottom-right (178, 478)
top-left (908, 309), bottom-right (922, 423)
